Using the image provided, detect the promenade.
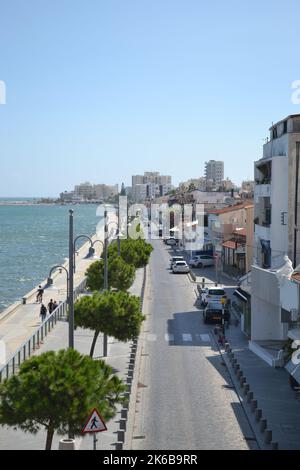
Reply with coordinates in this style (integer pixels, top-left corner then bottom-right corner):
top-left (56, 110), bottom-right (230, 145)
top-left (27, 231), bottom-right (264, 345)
top-left (0, 266), bottom-right (145, 450)
top-left (0, 235), bottom-right (102, 362)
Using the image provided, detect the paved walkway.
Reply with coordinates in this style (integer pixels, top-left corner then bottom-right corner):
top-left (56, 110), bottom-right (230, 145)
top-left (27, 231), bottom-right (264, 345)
top-left (182, 255), bottom-right (300, 450)
top-left (0, 234), bottom-right (103, 363)
top-left (224, 324), bottom-right (300, 450)
top-left (0, 266), bottom-right (144, 450)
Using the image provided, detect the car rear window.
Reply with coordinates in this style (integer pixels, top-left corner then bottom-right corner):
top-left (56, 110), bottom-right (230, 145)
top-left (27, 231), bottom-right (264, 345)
top-left (176, 261), bottom-right (186, 265)
top-left (208, 289), bottom-right (225, 296)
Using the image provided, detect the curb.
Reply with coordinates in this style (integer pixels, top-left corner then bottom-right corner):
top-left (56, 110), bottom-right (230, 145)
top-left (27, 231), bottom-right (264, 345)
top-left (215, 334), bottom-right (278, 450)
top-left (115, 265), bottom-right (148, 450)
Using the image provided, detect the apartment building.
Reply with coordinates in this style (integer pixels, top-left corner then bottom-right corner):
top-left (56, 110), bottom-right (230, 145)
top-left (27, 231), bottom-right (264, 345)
top-left (131, 172), bottom-right (173, 202)
top-left (250, 114), bottom-right (300, 365)
top-left (204, 160), bottom-right (224, 187)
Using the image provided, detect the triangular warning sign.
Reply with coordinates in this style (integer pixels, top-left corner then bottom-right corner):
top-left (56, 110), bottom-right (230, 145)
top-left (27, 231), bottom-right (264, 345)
top-left (82, 408), bottom-right (107, 434)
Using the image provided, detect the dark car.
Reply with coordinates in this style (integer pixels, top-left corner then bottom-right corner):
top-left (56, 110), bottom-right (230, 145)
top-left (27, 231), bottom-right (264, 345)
top-left (203, 301), bottom-right (230, 324)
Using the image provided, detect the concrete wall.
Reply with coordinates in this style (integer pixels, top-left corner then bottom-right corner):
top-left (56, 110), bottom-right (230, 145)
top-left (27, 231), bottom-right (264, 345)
top-left (251, 266), bottom-right (286, 340)
top-left (270, 156), bottom-right (289, 268)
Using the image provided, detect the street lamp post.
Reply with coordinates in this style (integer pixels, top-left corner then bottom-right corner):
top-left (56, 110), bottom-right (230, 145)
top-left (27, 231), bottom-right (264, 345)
top-left (103, 208), bottom-right (109, 357)
top-left (73, 234), bottom-right (94, 272)
top-left (108, 221), bottom-right (120, 256)
top-left (47, 265), bottom-right (69, 300)
top-left (69, 210), bottom-right (74, 349)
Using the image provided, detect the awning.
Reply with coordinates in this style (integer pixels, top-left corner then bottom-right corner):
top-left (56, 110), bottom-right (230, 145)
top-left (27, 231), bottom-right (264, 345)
top-left (233, 288), bottom-right (250, 303)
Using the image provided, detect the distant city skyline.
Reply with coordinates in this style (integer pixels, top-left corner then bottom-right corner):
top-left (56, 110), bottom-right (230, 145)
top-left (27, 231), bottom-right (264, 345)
top-left (0, 0), bottom-right (299, 197)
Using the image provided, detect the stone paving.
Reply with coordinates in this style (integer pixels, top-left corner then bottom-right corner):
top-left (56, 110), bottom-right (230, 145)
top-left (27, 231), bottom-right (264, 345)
top-left (0, 267), bottom-right (144, 450)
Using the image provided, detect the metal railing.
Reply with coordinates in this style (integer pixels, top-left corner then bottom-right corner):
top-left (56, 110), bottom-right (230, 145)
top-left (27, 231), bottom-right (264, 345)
top-left (0, 277), bottom-right (87, 383)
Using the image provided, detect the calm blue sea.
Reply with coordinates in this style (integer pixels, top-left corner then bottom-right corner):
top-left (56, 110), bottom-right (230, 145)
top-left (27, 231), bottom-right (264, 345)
top-left (0, 202), bottom-right (100, 312)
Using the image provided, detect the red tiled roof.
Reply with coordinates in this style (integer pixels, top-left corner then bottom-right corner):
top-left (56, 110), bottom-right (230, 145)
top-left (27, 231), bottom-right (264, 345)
top-left (233, 228), bottom-right (246, 237)
top-left (222, 240), bottom-right (244, 249)
top-left (208, 202), bottom-right (254, 215)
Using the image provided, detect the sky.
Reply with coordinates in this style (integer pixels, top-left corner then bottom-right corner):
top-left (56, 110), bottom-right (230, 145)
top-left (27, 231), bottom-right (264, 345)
top-left (0, 0), bottom-right (300, 197)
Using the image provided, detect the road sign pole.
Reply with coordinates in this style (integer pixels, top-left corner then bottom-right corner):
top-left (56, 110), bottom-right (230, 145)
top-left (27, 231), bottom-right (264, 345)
top-left (93, 433), bottom-right (97, 450)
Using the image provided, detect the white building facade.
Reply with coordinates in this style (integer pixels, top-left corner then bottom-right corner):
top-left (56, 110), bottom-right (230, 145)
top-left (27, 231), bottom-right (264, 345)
top-left (250, 115), bottom-right (300, 361)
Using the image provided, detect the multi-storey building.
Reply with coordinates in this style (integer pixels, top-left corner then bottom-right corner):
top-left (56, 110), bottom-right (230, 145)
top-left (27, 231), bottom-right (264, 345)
top-left (132, 172), bottom-right (173, 202)
top-left (204, 160), bottom-right (224, 187)
top-left (250, 114), bottom-right (300, 365)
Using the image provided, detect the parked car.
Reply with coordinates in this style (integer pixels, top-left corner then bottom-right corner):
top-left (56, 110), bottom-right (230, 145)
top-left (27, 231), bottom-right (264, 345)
top-left (201, 287), bottom-right (227, 306)
top-left (172, 260), bottom-right (190, 274)
top-left (170, 256), bottom-right (184, 269)
top-left (165, 238), bottom-right (178, 246)
top-left (203, 301), bottom-right (230, 324)
top-left (189, 255), bottom-right (214, 268)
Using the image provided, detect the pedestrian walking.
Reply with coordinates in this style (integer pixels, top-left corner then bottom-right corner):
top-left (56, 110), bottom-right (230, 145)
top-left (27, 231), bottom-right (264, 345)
top-left (52, 300), bottom-right (58, 311)
top-left (36, 285), bottom-right (44, 303)
top-left (40, 303), bottom-right (47, 322)
top-left (48, 299), bottom-right (54, 314)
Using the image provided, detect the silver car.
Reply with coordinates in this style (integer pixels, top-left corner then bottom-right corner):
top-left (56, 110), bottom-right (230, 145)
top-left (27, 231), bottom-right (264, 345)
top-left (172, 261), bottom-right (190, 274)
top-left (170, 256), bottom-right (184, 269)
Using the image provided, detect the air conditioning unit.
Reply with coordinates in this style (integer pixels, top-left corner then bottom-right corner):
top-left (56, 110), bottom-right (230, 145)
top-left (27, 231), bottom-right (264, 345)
top-left (290, 309), bottom-right (300, 322)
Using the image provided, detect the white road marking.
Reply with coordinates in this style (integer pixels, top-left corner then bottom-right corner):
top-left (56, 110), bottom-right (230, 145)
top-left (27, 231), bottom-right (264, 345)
top-left (165, 333), bottom-right (174, 342)
top-left (200, 334), bottom-right (211, 342)
top-left (182, 334), bottom-right (192, 342)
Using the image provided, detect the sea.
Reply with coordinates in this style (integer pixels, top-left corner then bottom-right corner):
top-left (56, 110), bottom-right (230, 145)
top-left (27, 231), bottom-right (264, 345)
top-left (0, 199), bottom-right (100, 312)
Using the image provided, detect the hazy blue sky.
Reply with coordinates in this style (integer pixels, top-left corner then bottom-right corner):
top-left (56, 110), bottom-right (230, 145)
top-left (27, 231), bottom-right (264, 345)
top-left (0, 0), bottom-right (299, 197)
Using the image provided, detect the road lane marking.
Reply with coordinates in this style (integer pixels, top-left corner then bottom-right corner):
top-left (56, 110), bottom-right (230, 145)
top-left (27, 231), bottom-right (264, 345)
top-left (200, 334), bottom-right (211, 342)
top-left (165, 333), bottom-right (174, 342)
top-left (182, 334), bottom-right (192, 342)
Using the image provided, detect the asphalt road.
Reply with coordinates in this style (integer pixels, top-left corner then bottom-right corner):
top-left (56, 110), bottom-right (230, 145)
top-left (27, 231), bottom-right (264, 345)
top-left (130, 240), bottom-right (258, 450)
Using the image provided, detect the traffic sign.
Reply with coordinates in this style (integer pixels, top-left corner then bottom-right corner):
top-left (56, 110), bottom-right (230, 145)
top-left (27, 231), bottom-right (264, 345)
top-left (82, 408), bottom-right (107, 434)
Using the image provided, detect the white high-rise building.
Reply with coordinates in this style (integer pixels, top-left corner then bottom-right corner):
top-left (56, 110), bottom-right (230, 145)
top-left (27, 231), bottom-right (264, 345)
top-left (131, 172), bottom-right (173, 202)
top-left (204, 160), bottom-right (224, 187)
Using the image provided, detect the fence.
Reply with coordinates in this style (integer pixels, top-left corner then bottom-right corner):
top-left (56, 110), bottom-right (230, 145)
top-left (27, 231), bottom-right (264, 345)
top-left (0, 277), bottom-right (87, 383)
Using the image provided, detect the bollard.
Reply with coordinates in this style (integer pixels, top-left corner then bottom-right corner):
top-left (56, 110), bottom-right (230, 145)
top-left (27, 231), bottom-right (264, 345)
top-left (237, 370), bottom-right (243, 379)
top-left (264, 429), bottom-right (272, 444)
top-left (234, 364), bottom-right (240, 374)
top-left (128, 369), bottom-right (134, 378)
top-left (240, 376), bottom-right (246, 387)
top-left (250, 399), bottom-right (257, 412)
top-left (121, 408), bottom-right (128, 420)
top-left (115, 442), bottom-right (123, 450)
top-left (117, 430), bottom-right (125, 442)
top-left (260, 418), bottom-right (267, 433)
top-left (58, 438), bottom-right (76, 450)
top-left (247, 391), bottom-right (253, 403)
top-left (243, 383), bottom-right (249, 394)
top-left (119, 419), bottom-right (126, 431)
top-left (271, 441), bottom-right (278, 450)
top-left (255, 408), bottom-right (262, 422)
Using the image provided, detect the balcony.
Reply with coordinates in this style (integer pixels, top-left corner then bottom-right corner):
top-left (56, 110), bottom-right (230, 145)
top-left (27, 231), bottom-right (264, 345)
top-left (254, 183), bottom-right (271, 199)
top-left (255, 223), bottom-right (270, 241)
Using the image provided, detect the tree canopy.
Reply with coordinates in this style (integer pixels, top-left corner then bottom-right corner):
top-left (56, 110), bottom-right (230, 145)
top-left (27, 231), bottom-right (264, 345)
top-left (86, 255), bottom-right (135, 292)
top-left (75, 290), bottom-right (144, 357)
top-left (108, 238), bottom-right (153, 269)
top-left (0, 349), bottom-right (126, 450)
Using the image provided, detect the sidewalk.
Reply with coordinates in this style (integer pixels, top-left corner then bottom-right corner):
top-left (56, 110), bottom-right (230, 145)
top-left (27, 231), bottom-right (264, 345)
top-left (183, 260), bottom-right (300, 450)
top-left (0, 266), bottom-right (145, 450)
top-left (223, 324), bottom-right (300, 450)
top-left (0, 235), bottom-right (102, 362)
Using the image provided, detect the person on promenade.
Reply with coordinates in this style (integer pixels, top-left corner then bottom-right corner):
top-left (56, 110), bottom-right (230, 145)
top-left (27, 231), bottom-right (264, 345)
top-left (36, 285), bottom-right (44, 303)
top-left (52, 300), bottom-right (58, 311)
top-left (48, 299), bottom-right (54, 314)
top-left (40, 304), bottom-right (47, 322)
